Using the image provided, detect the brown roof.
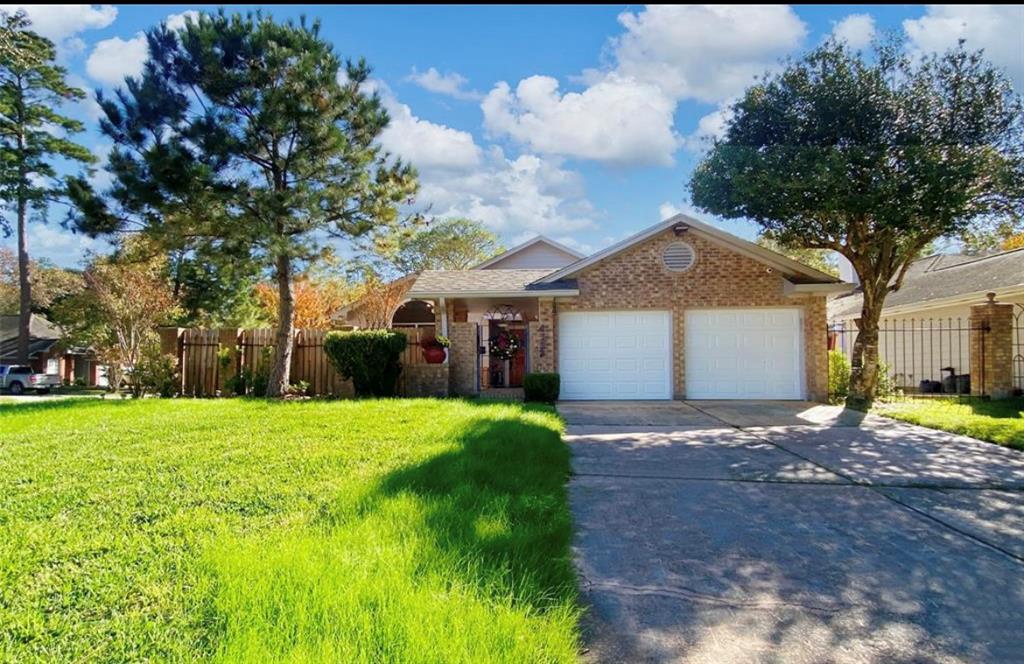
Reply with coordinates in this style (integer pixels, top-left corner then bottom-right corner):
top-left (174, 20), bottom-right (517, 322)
top-left (408, 269), bottom-right (578, 296)
top-left (829, 248), bottom-right (1024, 319)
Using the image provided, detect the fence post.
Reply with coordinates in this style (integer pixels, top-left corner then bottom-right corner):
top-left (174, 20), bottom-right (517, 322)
top-left (970, 293), bottom-right (1015, 399)
top-left (158, 327), bottom-right (184, 393)
top-left (218, 328), bottom-right (241, 394)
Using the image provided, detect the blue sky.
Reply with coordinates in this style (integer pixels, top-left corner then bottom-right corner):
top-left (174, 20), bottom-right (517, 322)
top-left (3, 4), bottom-right (1023, 267)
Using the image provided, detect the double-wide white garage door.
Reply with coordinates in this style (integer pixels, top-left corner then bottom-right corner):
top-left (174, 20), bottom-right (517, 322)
top-left (558, 308), bottom-right (804, 400)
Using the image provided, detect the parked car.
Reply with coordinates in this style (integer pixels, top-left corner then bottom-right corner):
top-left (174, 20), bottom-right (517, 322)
top-left (0, 365), bottom-right (61, 395)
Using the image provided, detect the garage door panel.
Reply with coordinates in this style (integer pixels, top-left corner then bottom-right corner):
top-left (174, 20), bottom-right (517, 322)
top-left (559, 311), bottom-right (672, 400)
top-left (685, 309), bottom-right (803, 400)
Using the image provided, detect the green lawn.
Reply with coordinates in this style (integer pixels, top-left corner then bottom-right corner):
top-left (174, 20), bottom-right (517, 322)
top-left (875, 398), bottom-right (1024, 450)
top-left (0, 398), bottom-right (579, 662)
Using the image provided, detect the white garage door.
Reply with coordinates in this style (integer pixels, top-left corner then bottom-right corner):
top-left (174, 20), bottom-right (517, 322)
top-left (685, 309), bottom-right (804, 400)
top-left (559, 311), bottom-right (672, 400)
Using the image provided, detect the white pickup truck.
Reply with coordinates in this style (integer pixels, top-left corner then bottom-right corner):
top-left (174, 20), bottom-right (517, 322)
top-left (0, 365), bottom-right (62, 395)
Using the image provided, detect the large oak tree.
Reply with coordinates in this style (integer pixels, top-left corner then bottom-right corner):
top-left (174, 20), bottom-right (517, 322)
top-left (69, 11), bottom-right (418, 396)
top-left (690, 39), bottom-right (1023, 407)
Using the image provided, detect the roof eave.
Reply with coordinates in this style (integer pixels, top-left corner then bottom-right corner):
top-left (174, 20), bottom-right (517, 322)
top-left (407, 289), bottom-right (580, 299)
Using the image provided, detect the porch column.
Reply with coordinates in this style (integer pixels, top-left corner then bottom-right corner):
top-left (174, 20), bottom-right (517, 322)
top-left (529, 297), bottom-right (556, 373)
top-left (970, 293), bottom-right (1015, 399)
top-left (448, 321), bottom-right (479, 396)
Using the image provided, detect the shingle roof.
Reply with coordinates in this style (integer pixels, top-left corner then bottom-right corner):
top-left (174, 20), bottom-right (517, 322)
top-left (828, 248), bottom-right (1024, 319)
top-left (0, 314), bottom-right (63, 361)
top-left (407, 269), bottom-right (578, 296)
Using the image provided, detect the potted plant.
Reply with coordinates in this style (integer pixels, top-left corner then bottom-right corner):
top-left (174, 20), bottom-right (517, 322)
top-left (421, 335), bottom-right (450, 364)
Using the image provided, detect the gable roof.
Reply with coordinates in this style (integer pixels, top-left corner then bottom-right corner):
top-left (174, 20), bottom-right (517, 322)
top-left (473, 235), bottom-right (584, 270)
top-left (0, 314), bottom-right (63, 362)
top-left (408, 269), bottom-right (578, 298)
top-left (829, 247), bottom-right (1024, 319)
top-left (538, 214), bottom-right (845, 286)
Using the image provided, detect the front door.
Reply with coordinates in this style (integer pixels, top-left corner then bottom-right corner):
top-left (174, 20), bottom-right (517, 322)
top-left (487, 321), bottom-right (527, 388)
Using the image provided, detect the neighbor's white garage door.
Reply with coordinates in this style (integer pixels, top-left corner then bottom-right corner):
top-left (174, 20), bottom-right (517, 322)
top-left (685, 309), bottom-right (804, 400)
top-left (559, 311), bottom-right (672, 400)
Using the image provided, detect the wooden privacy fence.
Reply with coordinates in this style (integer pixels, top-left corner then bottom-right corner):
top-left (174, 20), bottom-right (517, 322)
top-left (165, 325), bottom-right (435, 396)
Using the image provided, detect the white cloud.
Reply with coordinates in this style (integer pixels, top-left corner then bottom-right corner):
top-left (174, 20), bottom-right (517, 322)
top-left (831, 14), bottom-right (876, 49)
top-left (26, 222), bottom-right (109, 268)
top-left (482, 74), bottom-right (680, 166)
top-left (658, 202), bottom-right (682, 221)
top-left (165, 9), bottom-right (198, 32)
top-left (481, 4), bottom-right (806, 167)
top-left (85, 10), bottom-right (199, 86)
top-left (0, 4), bottom-right (116, 42)
top-left (684, 103), bottom-right (733, 152)
top-left (86, 33), bottom-right (147, 85)
top-left (904, 5), bottom-right (1024, 89)
top-left (600, 5), bottom-right (808, 104)
top-left (418, 147), bottom-right (596, 238)
top-left (379, 96), bottom-right (483, 170)
top-left (407, 67), bottom-right (481, 101)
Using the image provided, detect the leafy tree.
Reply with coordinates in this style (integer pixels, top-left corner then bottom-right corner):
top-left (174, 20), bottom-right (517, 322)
top-left (52, 251), bottom-right (178, 394)
top-left (756, 234), bottom-right (838, 277)
top-left (0, 247), bottom-right (82, 316)
top-left (68, 11), bottom-right (418, 396)
top-left (255, 276), bottom-right (352, 329)
top-left (690, 38), bottom-right (1024, 408)
top-left (391, 217), bottom-right (503, 274)
top-left (0, 11), bottom-right (93, 362)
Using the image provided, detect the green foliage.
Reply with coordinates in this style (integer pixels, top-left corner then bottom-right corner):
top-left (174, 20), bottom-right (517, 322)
top-left (876, 361), bottom-right (899, 401)
top-left (127, 345), bottom-right (179, 398)
top-left (225, 347), bottom-right (272, 396)
top-left (67, 10), bottom-right (419, 396)
top-left (0, 11), bottom-right (94, 238)
top-left (0, 399), bottom-right (579, 661)
top-left (391, 218), bottom-right (504, 275)
top-left (324, 329), bottom-right (407, 397)
top-left (827, 350), bottom-right (851, 404)
top-left (691, 37), bottom-right (1024, 403)
top-left (524, 373), bottom-right (560, 403)
top-left (757, 234), bottom-right (838, 277)
top-left (876, 398), bottom-right (1024, 450)
top-left (430, 335), bottom-right (450, 348)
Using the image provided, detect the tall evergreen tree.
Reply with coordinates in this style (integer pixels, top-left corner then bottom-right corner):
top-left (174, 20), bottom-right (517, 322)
top-left (68, 11), bottom-right (418, 396)
top-left (0, 11), bottom-right (93, 363)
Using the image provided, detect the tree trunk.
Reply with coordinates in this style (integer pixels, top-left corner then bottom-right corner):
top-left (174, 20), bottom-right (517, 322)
top-left (266, 254), bottom-right (295, 397)
top-left (846, 284), bottom-right (884, 410)
top-left (16, 186), bottom-right (30, 365)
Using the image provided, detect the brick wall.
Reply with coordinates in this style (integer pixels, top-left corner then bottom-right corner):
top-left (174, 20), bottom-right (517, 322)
top-left (448, 321), bottom-right (478, 395)
top-left (528, 297), bottom-right (556, 373)
top-left (401, 364), bottom-right (449, 397)
top-left (554, 229), bottom-right (830, 401)
top-left (970, 296), bottom-right (1015, 399)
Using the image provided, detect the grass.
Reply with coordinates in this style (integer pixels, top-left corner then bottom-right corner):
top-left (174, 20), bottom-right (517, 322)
top-left (875, 397), bottom-right (1024, 450)
top-left (0, 398), bottom-right (579, 662)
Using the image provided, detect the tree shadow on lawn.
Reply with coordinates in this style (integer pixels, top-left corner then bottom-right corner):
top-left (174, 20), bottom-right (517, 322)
top-left (204, 401), bottom-right (581, 662)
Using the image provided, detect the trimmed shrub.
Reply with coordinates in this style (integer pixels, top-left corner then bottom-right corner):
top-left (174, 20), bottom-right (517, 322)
top-left (827, 350), bottom-right (850, 404)
top-left (524, 372), bottom-right (560, 403)
top-left (324, 330), bottom-right (407, 397)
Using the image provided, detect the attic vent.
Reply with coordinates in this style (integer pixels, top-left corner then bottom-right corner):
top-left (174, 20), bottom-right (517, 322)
top-left (663, 241), bottom-right (696, 272)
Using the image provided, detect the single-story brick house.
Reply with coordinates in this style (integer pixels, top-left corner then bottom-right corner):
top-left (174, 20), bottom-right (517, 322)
top-left (0, 314), bottom-right (105, 386)
top-left (402, 215), bottom-right (848, 401)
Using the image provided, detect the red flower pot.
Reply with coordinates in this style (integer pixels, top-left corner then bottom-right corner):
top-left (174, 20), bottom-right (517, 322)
top-left (422, 345), bottom-right (446, 364)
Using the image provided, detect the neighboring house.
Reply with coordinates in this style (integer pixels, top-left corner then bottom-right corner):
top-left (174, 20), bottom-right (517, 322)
top-left (0, 314), bottom-right (105, 386)
top-left (828, 249), bottom-right (1024, 393)
top-left (403, 215), bottom-right (847, 401)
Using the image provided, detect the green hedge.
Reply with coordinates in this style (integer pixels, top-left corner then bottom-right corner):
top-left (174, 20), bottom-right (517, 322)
top-left (523, 372), bottom-right (560, 403)
top-left (324, 330), bottom-right (407, 397)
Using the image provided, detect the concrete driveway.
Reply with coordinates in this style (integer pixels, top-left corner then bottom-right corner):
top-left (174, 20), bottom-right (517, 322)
top-left (563, 401), bottom-right (1024, 663)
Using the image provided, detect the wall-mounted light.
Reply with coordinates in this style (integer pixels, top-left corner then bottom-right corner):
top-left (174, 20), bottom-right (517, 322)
top-left (672, 222), bottom-right (689, 236)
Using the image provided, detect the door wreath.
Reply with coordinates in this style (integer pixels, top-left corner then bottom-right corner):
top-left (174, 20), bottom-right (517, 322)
top-left (489, 329), bottom-right (521, 360)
